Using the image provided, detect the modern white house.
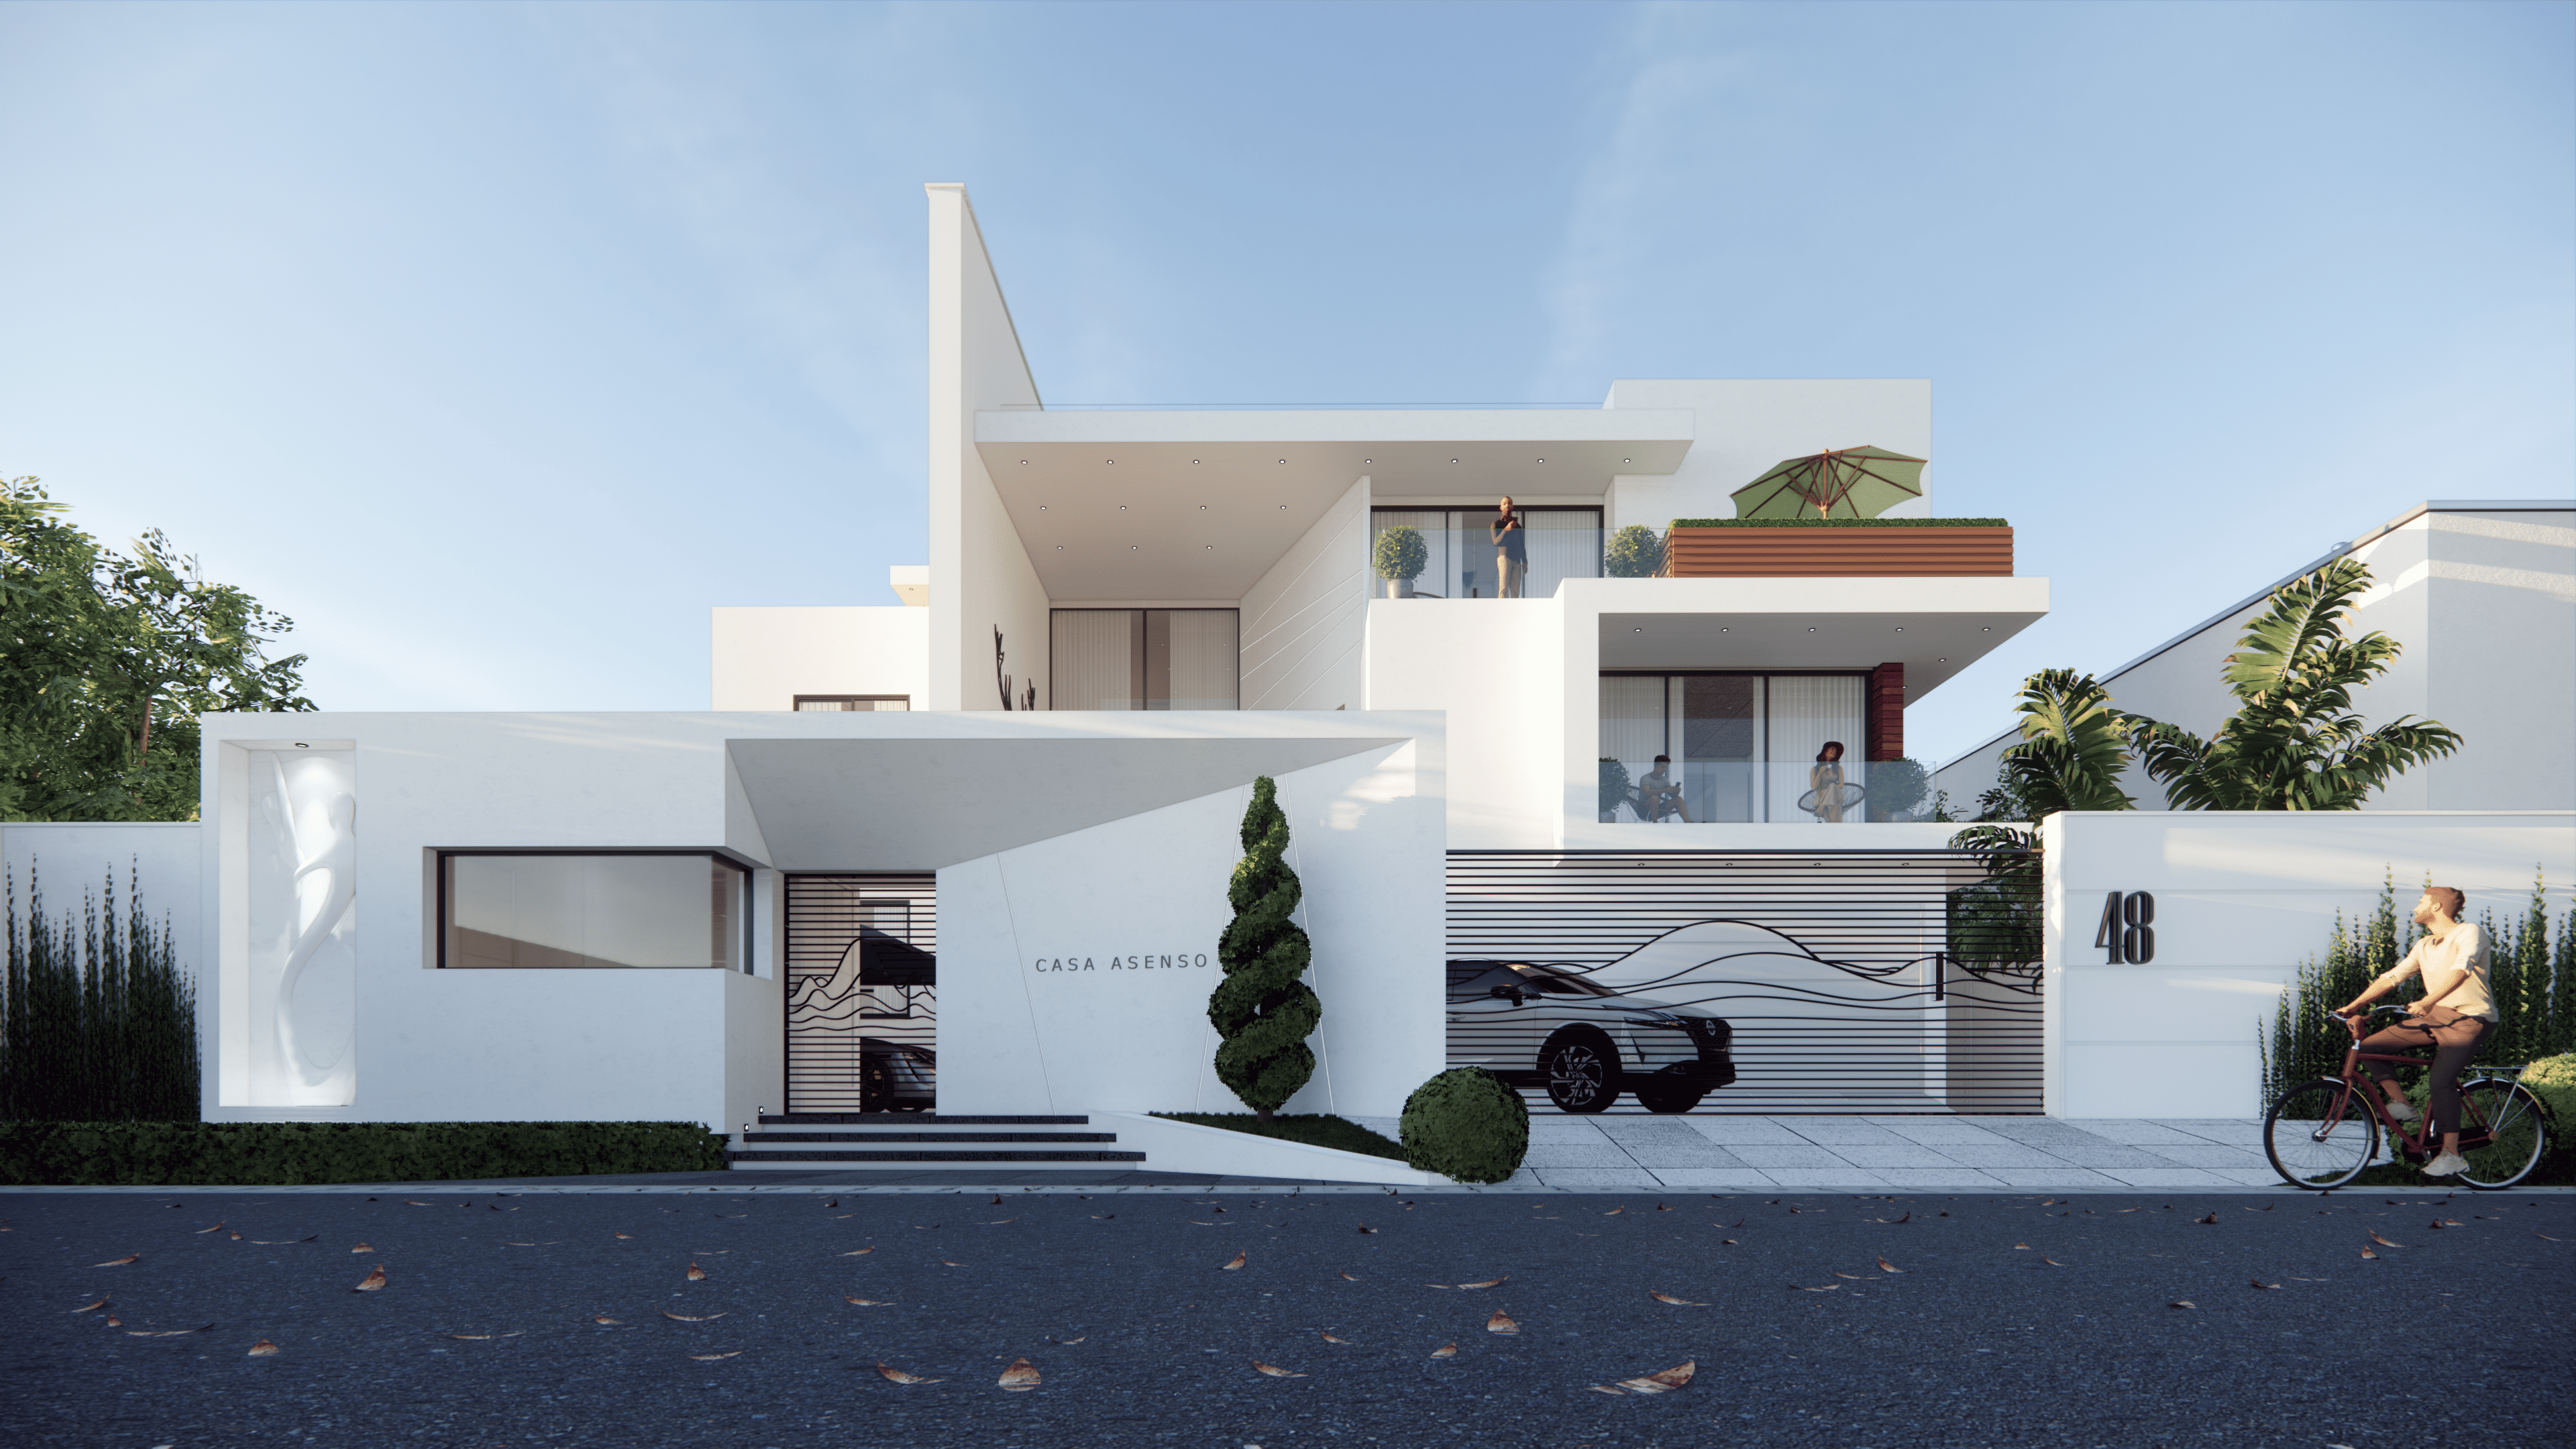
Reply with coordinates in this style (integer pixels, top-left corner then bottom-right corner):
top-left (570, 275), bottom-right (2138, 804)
top-left (18, 184), bottom-right (2559, 1181)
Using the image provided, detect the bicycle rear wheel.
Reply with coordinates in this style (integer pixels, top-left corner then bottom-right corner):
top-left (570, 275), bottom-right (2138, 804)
top-left (2455, 1079), bottom-right (2548, 1189)
top-left (2264, 1079), bottom-right (2380, 1189)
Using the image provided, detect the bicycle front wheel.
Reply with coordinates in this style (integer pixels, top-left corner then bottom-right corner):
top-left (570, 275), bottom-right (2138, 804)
top-left (2457, 1079), bottom-right (2548, 1189)
top-left (2264, 1079), bottom-right (2380, 1189)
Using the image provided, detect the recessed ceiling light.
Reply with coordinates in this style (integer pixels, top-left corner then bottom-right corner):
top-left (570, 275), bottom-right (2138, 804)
top-left (1937, 657), bottom-right (1947, 662)
top-left (1055, 545), bottom-right (1063, 550)
top-left (1809, 627), bottom-right (1819, 632)
top-left (1536, 458), bottom-right (1544, 464)
top-left (1982, 627), bottom-right (1990, 631)
top-left (1623, 458), bottom-right (1631, 464)
top-left (1191, 459), bottom-right (1200, 464)
top-left (1279, 504), bottom-right (1288, 510)
top-left (1118, 504), bottom-right (1127, 510)
top-left (1719, 627), bottom-right (1728, 632)
top-left (1206, 544), bottom-right (1215, 550)
top-left (1019, 460), bottom-right (1028, 465)
top-left (1130, 545), bottom-right (1138, 550)
top-left (1106, 460), bottom-right (1115, 466)
top-left (1277, 459), bottom-right (1287, 464)
top-left (1894, 627), bottom-right (1902, 632)
top-left (1633, 627), bottom-right (1643, 632)
top-left (1198, 504), bottom-right (1207, 511)
top-left (1363, 458), bottom-right (1371, 464)
top-left (1038, 505), bottom-right (1046, 510)
top-left (1451, 458), bottom-right (1460, 464)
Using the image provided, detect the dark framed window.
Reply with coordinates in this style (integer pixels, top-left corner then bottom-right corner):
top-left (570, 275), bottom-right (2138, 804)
top-left (1599, 671), bottom-right (1871, 823)
top-left (1050, 608), bottom-right (1239, 710)
top-left (794, 695), bottom-right (910, 712)
top-left (437, 851), bottom-right (753, 971)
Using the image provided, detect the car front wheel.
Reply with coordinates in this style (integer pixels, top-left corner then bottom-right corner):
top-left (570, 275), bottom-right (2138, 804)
top-left (1544, 1033), bottom-right (1621, 1114)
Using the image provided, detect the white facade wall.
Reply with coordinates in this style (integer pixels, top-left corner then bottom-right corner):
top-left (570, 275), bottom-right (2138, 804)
top-left (1600, 379), bottom-right (1934, 532)
top-left (927, 183), bottom-right (1050, 712)
top-left (2041, 810), bottom-right (2576, 1120)
top-left (1239, 476), bottom-right (1371, 710)
top-left (1936, 503), bottom-right (2574, 814)
top-left (710, 606), bottom-right (930, 711)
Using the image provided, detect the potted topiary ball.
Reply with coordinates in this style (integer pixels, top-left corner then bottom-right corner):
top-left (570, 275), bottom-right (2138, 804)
top-left (1603, 524), bottom-right (1664, 578)
top-left (1373, 525), bottom-right (1430, 598)
top-left (1399, 1067), bottom-right (1530, 1184)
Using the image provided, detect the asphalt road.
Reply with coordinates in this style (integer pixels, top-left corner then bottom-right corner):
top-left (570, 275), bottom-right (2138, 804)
top-left (3, 1188), bottom-right (2569, 1448)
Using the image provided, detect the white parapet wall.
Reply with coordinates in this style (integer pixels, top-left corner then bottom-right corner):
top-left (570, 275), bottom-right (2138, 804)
top-left (2041, 810), bottom-right (2576, 1120)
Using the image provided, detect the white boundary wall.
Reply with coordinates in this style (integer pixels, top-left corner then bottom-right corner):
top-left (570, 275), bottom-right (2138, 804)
top-left (2041, 810), bottom-right (2576, 1119)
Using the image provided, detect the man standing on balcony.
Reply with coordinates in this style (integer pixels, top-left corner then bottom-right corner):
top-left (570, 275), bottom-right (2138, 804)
top-left (1493, 496), bottom-right (1527, 598)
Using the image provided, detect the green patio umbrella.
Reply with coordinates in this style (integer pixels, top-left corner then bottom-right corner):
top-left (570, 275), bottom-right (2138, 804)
top-left (1729, 446), bottom-right (1927, 519)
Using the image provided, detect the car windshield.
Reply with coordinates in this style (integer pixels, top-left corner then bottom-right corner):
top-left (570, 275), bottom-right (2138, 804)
top-left (1509, 964), bottom-right (1614, 998)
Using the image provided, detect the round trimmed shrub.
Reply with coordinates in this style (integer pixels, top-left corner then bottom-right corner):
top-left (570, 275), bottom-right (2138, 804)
top-left (1372, 525), bottom-right (1429, 582)
top-left (1603, 524), bottom-right (1664, 578)
top-left (1400, 1067), bottom-right (1529, 1185)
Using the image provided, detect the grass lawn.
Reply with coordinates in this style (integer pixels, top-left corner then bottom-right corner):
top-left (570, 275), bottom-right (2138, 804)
top-left (1149, 1112), bottom-right (1407, 1163)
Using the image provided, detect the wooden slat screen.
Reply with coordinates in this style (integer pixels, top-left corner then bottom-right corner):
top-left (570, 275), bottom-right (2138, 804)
top-left (1666, 526), bottom-right (2012, 578)
top-left (785, 874), bottom-right (936, 1113)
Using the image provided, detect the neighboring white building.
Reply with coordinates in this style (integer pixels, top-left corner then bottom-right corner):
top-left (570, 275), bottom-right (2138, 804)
top-left (1934, 500), bottom-right (2576, 814)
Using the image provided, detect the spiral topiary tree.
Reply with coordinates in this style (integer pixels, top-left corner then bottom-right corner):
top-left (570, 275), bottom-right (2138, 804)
top-left (1209, 776), bottom-right (1321, 1120)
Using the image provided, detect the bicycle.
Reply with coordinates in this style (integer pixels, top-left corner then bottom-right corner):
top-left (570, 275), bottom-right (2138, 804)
top-left (2262, 1004), bottom-right (2551, 1190)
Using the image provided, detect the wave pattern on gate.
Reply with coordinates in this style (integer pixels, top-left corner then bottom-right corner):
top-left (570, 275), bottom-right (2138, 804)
top-left (786, 875), bottom-right (936, 1114)
top-left (1446, 851), bottom-right (2041, 1116)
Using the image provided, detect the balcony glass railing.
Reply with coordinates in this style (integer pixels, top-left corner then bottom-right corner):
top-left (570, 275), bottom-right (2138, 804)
top-left (1369, 513), bottom-right (1602, 600)
top-left (1599, 758), bottom-right (1929, 824)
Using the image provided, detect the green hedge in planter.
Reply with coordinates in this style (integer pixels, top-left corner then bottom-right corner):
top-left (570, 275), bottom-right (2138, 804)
top-left (1667, 517), bottom-right (2009, 529)
top-left (0, 1120), bottom-right (728, 1186)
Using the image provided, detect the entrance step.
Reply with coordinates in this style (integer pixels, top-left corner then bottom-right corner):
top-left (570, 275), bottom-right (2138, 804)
top-left (727, 1112), bottom-right (1146, 1171)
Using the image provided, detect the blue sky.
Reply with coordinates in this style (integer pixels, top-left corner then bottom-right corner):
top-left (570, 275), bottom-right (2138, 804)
top-left (3, 1), bottom-right (2567, 763)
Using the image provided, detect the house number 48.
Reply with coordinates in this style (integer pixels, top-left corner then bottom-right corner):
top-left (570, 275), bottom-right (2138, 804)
top-left (2095, 892), bottom-right (2156, 964)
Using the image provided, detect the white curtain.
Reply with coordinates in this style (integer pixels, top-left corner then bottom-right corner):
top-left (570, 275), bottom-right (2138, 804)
top-left (1051, 610), bottom-right (1138, 710)
top-left (1167, 609), bottom-right (1240, 709)
top-left (1523, 511), bottom-right (1603, 599)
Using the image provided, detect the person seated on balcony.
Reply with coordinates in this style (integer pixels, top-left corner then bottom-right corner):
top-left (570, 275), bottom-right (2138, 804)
top-left (1638, 755), bottom-right (1691, 822)
top-left (1493, 496), bottom-right (1527, 598)
top-left (1809, 741), bottom-right (1849, 822)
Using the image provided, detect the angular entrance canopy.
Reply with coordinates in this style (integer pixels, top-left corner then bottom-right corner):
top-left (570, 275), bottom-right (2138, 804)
top-left (1729, 446), bottom-right (1927, 520)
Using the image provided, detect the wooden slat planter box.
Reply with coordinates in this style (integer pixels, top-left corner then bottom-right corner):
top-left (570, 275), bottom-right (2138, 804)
top-left (1665, 525), bottom-right (2012, 578)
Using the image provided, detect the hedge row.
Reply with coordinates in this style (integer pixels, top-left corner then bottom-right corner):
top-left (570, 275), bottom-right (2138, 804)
top-left (0, 1120), bottom-right (728, 1186)
top-left (1666, 517), bottom-right (2009, 529)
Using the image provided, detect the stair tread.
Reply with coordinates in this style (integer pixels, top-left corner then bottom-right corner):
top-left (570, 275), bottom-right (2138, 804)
top-left (747, 1132), bottom-right (1120, 1143)
top-left (727, 1149), bottom-right (1146, 1163)
top-left (761, 1114), bottom-right (1089, 1125)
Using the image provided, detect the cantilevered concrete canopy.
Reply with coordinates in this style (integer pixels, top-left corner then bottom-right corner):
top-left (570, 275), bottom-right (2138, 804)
top-left (975, 408), bottom-right (1693, 600)
top-left (1586, 576), bottom-right (2051, 699)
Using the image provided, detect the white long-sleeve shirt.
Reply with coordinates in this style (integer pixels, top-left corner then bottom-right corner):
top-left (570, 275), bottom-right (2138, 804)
top-left (2372, 924), bottom-right (2498, 1022)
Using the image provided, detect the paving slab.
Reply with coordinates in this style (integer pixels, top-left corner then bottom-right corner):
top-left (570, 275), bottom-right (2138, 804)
top-left (1726, 1145), bottom-right (1855, 1170)
top-left (2095, 1167), bottom-right (2245, 1187)
top-left (1619, 1144), bottom-right (1749, 1169)
top-left (1532, 1168), bottom-right (1674, 1187)
top-left (1874, 1169), bottom-right (2012, 1189)
top-left (1910, 1142), bottom-right (2073, 1169)
top-left (1646, 1168), bottom-right (1777, 1189)
top-left (1779, 1120), bottom-right (1915, 1146)
top-left (1678, 1118), bottom-right (1809, 1144)
top-left (1521, 1145), bottom-right (1639, 1169)
top-left (1821, 1146), bottom-right (1976, 1169)
top-left (2055, 1120), bottom-right (2210, 1144)
top-left (1760, 1168), bottom-right (1890, 1187)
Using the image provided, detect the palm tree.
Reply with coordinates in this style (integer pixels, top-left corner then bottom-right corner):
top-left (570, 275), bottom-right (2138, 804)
top-left (2125, 558), bottom-right (2461, 809)
top-left (1947, 669), bottom-right (2135, 971)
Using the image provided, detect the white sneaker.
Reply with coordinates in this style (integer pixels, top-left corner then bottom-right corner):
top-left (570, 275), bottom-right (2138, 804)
top-left (2384, 1098), bottom-right (2420, 1123)
top-left (2422, 1151), bottom-right (2469, 1177)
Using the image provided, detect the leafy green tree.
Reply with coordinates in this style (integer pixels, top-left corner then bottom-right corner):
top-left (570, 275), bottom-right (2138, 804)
top-left (1, 477), bottom-right (313, 820)
top-left (2126, 558), bottom-right (2461, 810)
top-left (1602, 525), bottom-right (1664, 578)
top-left (1946, 670), bottom-right (2134, 970)
top-left (1209, 776), bottom-right (1321, 1120)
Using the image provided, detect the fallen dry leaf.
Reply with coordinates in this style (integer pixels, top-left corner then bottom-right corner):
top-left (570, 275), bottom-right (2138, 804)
top-left (2012, 1243), bottom-right (2031, 1250)
top-left (843, 1297), bottom-right (895, 1307)
top-left (659, 1310), bottom-right (727, 1322)
top-left (246, 1339), bottom-right (281, 1356)
top-left (93, 1254), bottom-right (140, 1267)
top-left (351, 1243), bottom-right (375, 1253)
top-left (1046, 1335), bottom-right (1085, 1344)
top-left (2361, 1247), bottom-right (2379, 1260)
top-left (2169, 1301), bottom-right (2196, 1309)
top-left (998, 1357), bottom-right (1041, 1391)
top-left (354, 1266), bottom-right (387, 1293)
top-left (1221, 1252), bottom-right (1247, 1271)
top-left (1603, 1206), bottom-right (1623, 1216)
top-left (1338, 1271), bottom-right (1360, 1281)
top-left (839, 1248), bottom-right (874, 1256)
top-left (614, 1233), bottom-right (634, 1240)
top-left (1720, 1239), bottom-right (1738, 1246)
top-left (405, 1200), bottom-right (433, 1206)
top-left (686, 1261), bottom-right (707, 1282)
top-left (70, 1298), bottom-right (107, 1314)
top-left (1428, 1342), bottom-right (1458, 1359)
top-left (983, 1219), bottom-right (1015, 1226)
top-left (1656, 1203), bottom-right (1672, 1212)
top-left (1593, 1360), bottom-right (1696, 1395)
top-left (2369, 1230), bottom-right (2406, 1248)
top-left (2538, 1232), bottom-right (2561, 1241)
top-left (593, 1316), bottom-right (624, 1324)
top-left (2432, 1219), bottom-right (2462, 1229)
top-left (125, 1325), bottom-right (211, 1337)
top-left (941, 1260), bottom-right (965, 1268)
top-left (1354, 1225), bottom-right (1376, 1234)
top-left (1486, 1310), bottom-right (1519, 1335)
top-left (1877, 1256), bottom-right (1904, 1274)
top-left (1320, 1330), bottom-right (1352, 1344)
top-left (444, 1332), bottom-right (524, 1340)
top-left (1792, 1283), bottom-right (1840, 1293)
top-left (193, 1222), bottom-right (224, 1234)
top-left (1457, 1277), bottom-right (1507, 1289)
top-left (249, 1238), bottom-right (317, 1245)
top-left (1650, 1291), bottom-right (1707, 1306)
top-left (1252, 1360), bottom-right (1307, 1379)
top-left (1831, 1272), bottom-right (1863, 1280)
top-left (690, 1351), bottom-right (743, 1361)
top-left (877, 1362), bottom-right (941, 1384)
top-left (2041, 1257), bottom-right (2065, 1267)
top-left (2250, 1279), bottom-right (2280, 1290)
top-left (2196, 1213), bottom-right (2220, 1225)
top-left (229, 1231), bottom-right (241, 1240)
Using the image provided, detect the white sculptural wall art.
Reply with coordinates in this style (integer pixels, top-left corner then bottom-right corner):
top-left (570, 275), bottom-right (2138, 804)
top-left (246, 749), bottom-right (357, 1106)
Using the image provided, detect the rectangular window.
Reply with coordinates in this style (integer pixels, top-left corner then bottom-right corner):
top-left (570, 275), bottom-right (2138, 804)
top-left (439, 852), bottom-right (751, 970)
top-left (1367, 506), bottom-right (1603, 600)
top-left (794, 696), bottom-right (910, 711)
top-left (1049, 609), bottom-right (1239, 710)
top-left (1599, 673), bottom-right (1871, 823)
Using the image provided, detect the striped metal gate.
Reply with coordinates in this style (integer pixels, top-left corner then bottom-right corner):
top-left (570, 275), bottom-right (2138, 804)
top-left (784, 875), bottom-right (936, 1113)
top-left (1446, 851), bottom-right (2041, 1115)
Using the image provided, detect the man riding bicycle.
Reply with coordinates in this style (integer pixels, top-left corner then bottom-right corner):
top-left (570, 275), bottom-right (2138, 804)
top-left (2332, 886), bottom-right (2496, 1179)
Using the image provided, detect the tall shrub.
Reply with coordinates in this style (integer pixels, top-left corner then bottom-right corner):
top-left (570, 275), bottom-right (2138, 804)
top-left (2, 863), bottom-right (199, 1121)
top-left (1209, 776), bottom-right (1320, 1121)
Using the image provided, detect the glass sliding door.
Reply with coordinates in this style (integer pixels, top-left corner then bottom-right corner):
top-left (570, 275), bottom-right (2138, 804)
top-left (1368, 507), bottom-right (1603, 600)
top-left (1599, 672), bottom-right (1866, 823)
top-left (1050, 609), bottom-right (1239, 710)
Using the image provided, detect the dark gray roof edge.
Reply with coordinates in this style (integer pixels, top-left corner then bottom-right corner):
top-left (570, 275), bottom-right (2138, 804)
top-left (1935, 499), bottom-right (2575, 774)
